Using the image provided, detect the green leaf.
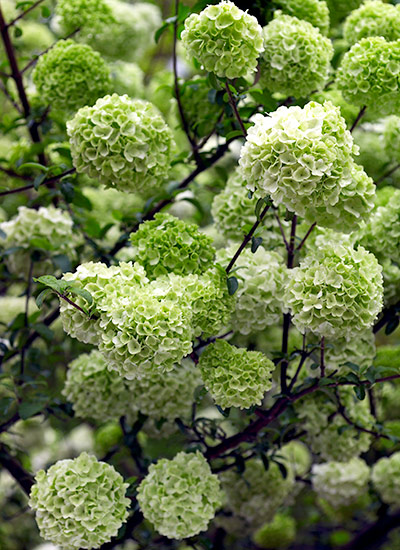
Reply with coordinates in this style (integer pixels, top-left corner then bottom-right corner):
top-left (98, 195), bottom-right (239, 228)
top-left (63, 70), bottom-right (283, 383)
top-left (227, 276), bottom-right (239, 295)
top-left (13, 26), bottom-right (23, 38)
top-left (18, 162), bottom-right (47, 173)
top-left (33, 323), bottom-right (54, 342)
top-left (68, 286), bottom-right (93, 307)
top-left (30, 236), bottom-right (53, 251)
top-left (35, 288), bottom-right (52, 309)
top-left (41, 5), bottom-right (51, 17)
top-left (52, 254), bottom-right (72, 273)
top-left (18, 399), bottom-right (46, 420)
top-left (33, 173), bottom-right (46, 190)
top-left (251, 236), bottom-right (263, 253)
top-left (225, 130), bottom-right (244, 141)
top-left (354, 385), bottom-right (366, 400)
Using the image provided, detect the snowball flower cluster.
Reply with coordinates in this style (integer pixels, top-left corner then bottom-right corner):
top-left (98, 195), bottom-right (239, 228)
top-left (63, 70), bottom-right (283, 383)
top-left (252, 514), bottom-right (296, 549)
top-left (32, 40), bottom-right (110, 112)
top-left (259, 14), bottom-right (333, 98)
top-left (343, 1), bottom-right (400, 45)
top-left (372, 452), bottom-right (400, 507)
top-left (312, 458), bottom-right (370, 509)
top-left (55, 0), bottom-right (113, 37)
top-left (337, 37), bottom-right (400, 118)
top-left (137, 451), bottom-right (222, 539)
top-left (272, 0), bottom-right (330, 34)
top-left (181, 1), bottom-right (264, 79)
top-left (284, 242), bottom-right (383, 339)
top-left (67, 94), bottom-right (175, 196)
top-left (129, 213), bottom-right (215, 279)
top-left (29, 453), bottom-right (130, 550)
top-left (217, 245), bottom-right (287, 335)
top-left (110, 61), bottom-right (145, 98)
top-left (199, 340), bottom-right (275, 409)
top-left (384, 116), bottom-right (400, 165)
top-left (239, 101), bottom-right (374, 232)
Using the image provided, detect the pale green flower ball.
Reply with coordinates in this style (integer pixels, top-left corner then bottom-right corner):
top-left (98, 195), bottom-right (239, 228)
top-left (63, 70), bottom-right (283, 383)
top-left (239, 101), bottom-right (369, 231)
top-left (181, 0), bottom-right (264, 79)
top-left (55, 0), bottom-right (113, 36)
top-left (296, 387), bottom-right (374, 460)
top-left (110, 61), bottom-right (145, 98)
top-left (179, 77), bottom-right (222, 138)
top-left (384, 116), bottom-right (400, 165)
top-left (67, 94), bottom-right (175, 196)
top-left (372, 452), bottom-right (400, 507)
top-left (312, 458), bottom-right (370, 509)
top-left (337, 37), bottom-right (400, 118)
top-left (220, 458), bottom-right (294, 529)
top-left (0, 296), bottom-right (37, 326)
top-left (129, 213), bottom-right (215, 279)
top-left (312, 88), bottom-right (359, 127)
top-left (217, 245), bottom-right (287, 335)
top-left (344, 1), bottom-right (400, 46)
top-left (63, 350), bottom-right (130, 423)
top-left (137, 451), bottom-right (223, 539)
top-left (33, 40), bottom-right (111, 112)
top-left (252, 514), bottom-right (296, 549)
top-left (284, 242), bottom-right (383, 339)
top-left (381, 259), bottom-right (400, 307)
top-left (210, 170), bottom-right (285, 246)
top-left (199, 340), bottom-right (275, 409)
top-left (272, 0), bottom-right (330, 34)
top-left (29, 452), bottom-right (130, 550)
top-left (259, 14), bottom-right (333, 98)
top-left (280, 441), bottom-right (312, 478)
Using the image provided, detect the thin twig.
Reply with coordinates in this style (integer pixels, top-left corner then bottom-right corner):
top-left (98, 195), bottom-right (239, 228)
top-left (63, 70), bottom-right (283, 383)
top-left (0, 165), bottom-right (32, 181)
top-left (320, 336), bottom-right (325, 378)
top-left (0, 444), bottom-right (34, 495)
top-left (350, 105), bottom-right (367, 133)
top-left (376, 163), bottom-right (400, 185)
top-left (274, 213), bottom-right (289, 251)
top-left (225, 81), bottom-right (247, 137)
top-left (7, 0), bottom-right (45, 27)
top-left (0, 80), bottom-right (22, 113)
top-left (296, 222), bottom-right (316, 252)
top-left (0, 167), bottom-right (75, 197)
top-left (21, 28), bottom-right (81, 73)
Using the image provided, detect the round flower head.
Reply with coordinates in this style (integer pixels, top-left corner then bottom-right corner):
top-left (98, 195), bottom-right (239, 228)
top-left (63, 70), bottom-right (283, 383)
top-left (326, 0), bottom-right (363, 26)
top-left (32, 40), bottom-right (111, 112)
top-left (137, 451), bottom-right (223, 539)
top-left (217, 245), bottom-right (287, 335)
top-left (129, 213), bottom-right (216, 279)
top-left (372, 452), bottom-right (400, 507)
top-left (179, 77), bottom-right (222, 137)
top-left (110, 61), bottom-right (145, 98)
top-left (239, 101), bottom-right (366, 231)
top-left (181, 1), bottom-right (264, 79)
top-left (337, 37), bottom-right (400, 118)
top-left (67, 94), bottom-right (175, 196)
top-left (63, 350), bottom-right (130, 423)
top-left (272, 0), bottom-right (330, 34)
top-left (343, 1), bottom-right (400, 46)
top-left (384, 116), bottom-right (400, 165)
top-left (252, 514), bottom-right (296, 549)
top-left (259, 14), bottom-right (333, 98)
top-left (381, 259), bottom-right (400, 307)
top-left (220, 458), bottom-right (294, 529)
top-left (284, 242), bottom-right (383, 339)
top-left (199, 339), bottom-right (275, 410)
top-left (312, 458), bottom-right (370, 509)
top-left (312, 88), bottom-right (359, 127)
top-left (29, 452), bottom-right (130, 550)
top-left (295, 387), bottom-right (374, 460)
top-left (55, 0), bottom-right (113, 37)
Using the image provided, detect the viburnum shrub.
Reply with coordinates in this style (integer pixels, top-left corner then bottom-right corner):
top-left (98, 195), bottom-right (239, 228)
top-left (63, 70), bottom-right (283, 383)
top-left (2, 1), bottom-right (400, 549)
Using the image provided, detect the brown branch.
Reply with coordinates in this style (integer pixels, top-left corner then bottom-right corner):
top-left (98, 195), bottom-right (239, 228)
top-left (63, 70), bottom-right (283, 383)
top-left (0, 168), bottom-right (75, 197)
top-left (0, 80), bottom-right (23, 114)
top-left (7, 0), bottom-right (45, 28)
top-left (296, 222), bottom-right (316, 252)
top-left (0, 444), bottom-right (34, 496)
top-left (225, 81), bottom-right (247, 137)
top-left (0, 165), bottom-right (32, 181)
top-left (350, 105), bottom-right (367, 133)
top-left (376, 163), bottom-right (400, 185)
top-left (343, 508), bottom-right (400, 550)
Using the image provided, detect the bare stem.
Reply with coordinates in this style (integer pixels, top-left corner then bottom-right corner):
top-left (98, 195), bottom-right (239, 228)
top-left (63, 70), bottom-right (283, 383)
top-left (350, 105), bottom-right (367, 133)
top-left (225, 81), bottom-right (247, 137)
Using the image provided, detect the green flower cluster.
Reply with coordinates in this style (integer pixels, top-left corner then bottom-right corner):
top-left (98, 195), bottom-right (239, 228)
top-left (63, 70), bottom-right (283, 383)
top-left (337, 37), bottom-right (400, 118)
top-left (199, 340), bottom-right (275, 409)
top-left (217, 245), bottom-right (287, 335)
top-left (90, 1), bottom-right (162, 62)
top-left (137, 451), bottom-right (222, 539)
top-left (381, 259), bottom-right (400, 307)
top-left (384, 116), bottom-right (400, 165)
top-left (29, 452), bottom-right (129, 550)
top-left (272, 0), bottom-right (330, 34)
top-left (179, 77), bottom-right (222, 137)
top-left (0, 296), bottom-right (37, 326)
top-left (372, 452), bottom-right (400, 507)
top-left (32, 40), bottom-right (110, 112)
top-left (0, 206), bottom-right (79, 276)
top-left (67, 94), bottom-right (175, 196)
top-left (252, 514), bottom-right (296, 549)
top-left (55, 0), bottom-right (114, 37)
top-left (296, 387), bottom-right (374, 460)
top-left (181, 0), bottom-right (264, 79)
top-left (110, 61), bottom-right (145, 98)
top-left (239, 101), bottom-right (373, 232)
top-left (312, 458), bottom-right (370, 509)
top-left (312, 88), bottom-right (359, 127)
top-left (259, 14), bottom-right (333, 98)
top-left (220, 458), bottom-right (294, 529)
top-left (284, 242), bottom-right (383, 339)
top-left (210, 170), bottom-right (284, 246)
top-left (343, 1), bottom-right (400, 45)
top-left (129, 213), bottom-right (215, 279)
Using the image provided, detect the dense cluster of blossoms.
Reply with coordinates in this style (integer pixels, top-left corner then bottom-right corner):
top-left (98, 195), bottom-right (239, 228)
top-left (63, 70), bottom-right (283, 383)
top-left (198, 339), bottom-right (275, 409)
top-left (372, 452), bottom-right (400, 507)
top-left (384, 116), bottom-right (400, 165)
top-left (29, 453), bottom-right (130, 549)
top-left (284, 241), bottom-right (383, 339)
top-left (110, 61), bottom-right (145, 98)
top-left (179, 77), bottom-right (222, 137)
top-left (55, 0), bottom-right (114, 37)
top-left (271, 0), bottom-right (330, 34)
top-left (259, 14), bottom-right (333, 98)
top-left (219, 458), bottom-right (294, 530)
top-left (239, 101), bottom-right (375, 232)
top-left (217, 245), bottom-right (287, 334)
top-left (32, 40), bottom-right (111, 112)
top-left (337, 37), bottom-right (400, 118)
top-left (66, 94), bottom-right (175, 196)
top-left (295, 387), bottom-right (374, 460)
top-left (252, 514), bottom-right (297, 549)
top-left (0, 206), bottom-right (80, 276)
top-left (181, 1), bottom-right (264, 79)
top-left (137, 452), bottom-right (223, 539)
top-left (343, 1), bottom-right (400, 45)
top-left (129, 213), bottom-right (215, 279)
top-left (312, 458), bottom-right (370, 509)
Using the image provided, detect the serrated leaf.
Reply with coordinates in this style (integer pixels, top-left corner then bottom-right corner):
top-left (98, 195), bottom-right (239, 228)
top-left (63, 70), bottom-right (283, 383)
top-left (227, 276), bottom-right (238, 295)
